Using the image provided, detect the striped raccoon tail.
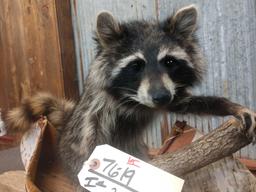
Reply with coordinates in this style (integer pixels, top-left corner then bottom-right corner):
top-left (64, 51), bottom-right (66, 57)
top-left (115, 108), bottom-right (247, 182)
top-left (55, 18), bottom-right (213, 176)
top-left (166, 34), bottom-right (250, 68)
top-left (6, 93), bottom-right (75, 134)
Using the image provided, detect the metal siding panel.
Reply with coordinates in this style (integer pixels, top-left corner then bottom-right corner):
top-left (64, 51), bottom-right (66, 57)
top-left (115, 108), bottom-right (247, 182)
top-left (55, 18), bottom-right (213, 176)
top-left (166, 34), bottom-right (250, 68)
top-left (71, 0), bottom-right (256, 157)
top-left (159, 0), bottom-right (256, 158)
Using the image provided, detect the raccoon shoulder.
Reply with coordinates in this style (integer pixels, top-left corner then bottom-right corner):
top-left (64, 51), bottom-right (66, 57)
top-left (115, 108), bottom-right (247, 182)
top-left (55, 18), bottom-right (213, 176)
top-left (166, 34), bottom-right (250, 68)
top-left (6, 92), bottom-right (75, 134)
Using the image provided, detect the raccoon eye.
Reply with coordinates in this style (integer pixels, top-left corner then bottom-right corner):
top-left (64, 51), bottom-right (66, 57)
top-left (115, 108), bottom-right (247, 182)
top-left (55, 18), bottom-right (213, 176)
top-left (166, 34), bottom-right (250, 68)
top-left (128, 59), bottom-right (145, 72)
top-left (162, 56), bottom-right (179, 67)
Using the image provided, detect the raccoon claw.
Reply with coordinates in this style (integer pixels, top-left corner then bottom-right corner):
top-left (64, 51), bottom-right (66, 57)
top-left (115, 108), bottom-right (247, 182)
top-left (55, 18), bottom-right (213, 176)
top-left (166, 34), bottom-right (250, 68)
top-left (235, 108), bottom-right (256, 143)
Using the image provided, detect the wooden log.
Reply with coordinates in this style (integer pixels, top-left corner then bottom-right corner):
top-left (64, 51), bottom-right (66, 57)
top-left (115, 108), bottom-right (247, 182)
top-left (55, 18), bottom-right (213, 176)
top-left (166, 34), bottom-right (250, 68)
top-left (183, 156), bottom-right (256, 192)
top-left (150, 118), bottom-right (252, 177)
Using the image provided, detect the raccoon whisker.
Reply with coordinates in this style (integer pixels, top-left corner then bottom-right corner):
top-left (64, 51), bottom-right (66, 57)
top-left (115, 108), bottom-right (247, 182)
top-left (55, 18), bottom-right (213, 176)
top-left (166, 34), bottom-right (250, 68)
top-left (112, 87), bottom-right (138, 94)
top-left (116, 99), bottom-right (132, 109)
top-left (116, 95), bottom-right (131, 104)
top-left (123, 102), bottom-right (142, 118)
top-left (122, 94), bottom-right (139, 102)
top-left (130, 102), bottom-right (142, 113)
top-left (116, 99), bottom-right (139, 113)
top-left (114, 95), bottom-right (137, 111)
top-left (175, 83), bottom-right (186, 88)
top-left (176, 82), bottom-right (186, 86)
top-left (119, 94), bottom-right (141, 109)
top-left (123, 93), bottom-right (137, 98)
top-left (127, 95), bottom-right (140, 103)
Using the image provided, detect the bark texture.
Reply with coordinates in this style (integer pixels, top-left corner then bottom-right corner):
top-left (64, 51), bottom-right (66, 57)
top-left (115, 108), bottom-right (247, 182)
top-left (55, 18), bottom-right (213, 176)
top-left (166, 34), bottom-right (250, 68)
top-left (183, 156), bottom-right (256, 192)
top-left (150, 118), bottom-right (252, 177)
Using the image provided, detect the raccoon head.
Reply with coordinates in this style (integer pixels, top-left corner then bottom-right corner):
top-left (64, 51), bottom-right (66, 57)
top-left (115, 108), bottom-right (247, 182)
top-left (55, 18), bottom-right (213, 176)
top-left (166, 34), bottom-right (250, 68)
top-left (95, 5), bottom-right (205, 108)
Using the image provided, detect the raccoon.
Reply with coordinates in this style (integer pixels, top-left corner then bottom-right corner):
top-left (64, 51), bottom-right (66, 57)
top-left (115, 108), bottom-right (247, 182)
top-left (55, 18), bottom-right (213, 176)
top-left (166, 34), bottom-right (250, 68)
top-left (6, 5), bottom-right (256, 191)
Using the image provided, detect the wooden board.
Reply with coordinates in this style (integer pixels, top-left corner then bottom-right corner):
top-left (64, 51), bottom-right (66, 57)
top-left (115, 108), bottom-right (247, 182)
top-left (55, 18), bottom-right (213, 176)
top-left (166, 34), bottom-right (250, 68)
top-left (55, 0), bottom-right (79, 100)
top-left (0, 0), bottom-right (79, 116)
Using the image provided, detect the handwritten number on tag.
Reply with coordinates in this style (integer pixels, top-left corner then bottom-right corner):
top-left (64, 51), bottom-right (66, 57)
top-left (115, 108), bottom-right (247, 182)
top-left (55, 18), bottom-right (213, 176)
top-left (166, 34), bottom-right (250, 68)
top-left (78, 145), bottom-right (184, 192)
top-left (120, 168), bottom-right (135, 186)
top-left (108, 163), bottom-right (119, 177)
top-left (102, 158), bottom-right (136, 187)
top-left (103, 158), bottom-right (115, 172)
top-left (96, 181), bottom-right (107, 188)
top-left (84, 177), bottom-right (107, 188)
top-left (84, 177), bottom-right (98, 187)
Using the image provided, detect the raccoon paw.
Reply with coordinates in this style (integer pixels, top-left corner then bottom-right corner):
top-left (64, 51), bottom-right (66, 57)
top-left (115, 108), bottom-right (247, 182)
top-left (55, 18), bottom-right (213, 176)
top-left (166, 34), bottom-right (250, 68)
top-left (235, 108), bottom-right (256, 143)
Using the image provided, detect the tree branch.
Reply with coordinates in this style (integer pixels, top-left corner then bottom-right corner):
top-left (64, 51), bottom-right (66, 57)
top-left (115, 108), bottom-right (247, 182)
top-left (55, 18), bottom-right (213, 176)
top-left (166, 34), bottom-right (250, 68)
top-left (150, 118), bottom-right (252, 177)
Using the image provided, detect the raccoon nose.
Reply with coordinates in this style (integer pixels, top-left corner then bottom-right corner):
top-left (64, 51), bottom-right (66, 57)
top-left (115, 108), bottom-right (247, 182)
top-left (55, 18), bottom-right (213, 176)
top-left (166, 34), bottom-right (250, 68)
top-left (152, 90), bottom-right (172, 106)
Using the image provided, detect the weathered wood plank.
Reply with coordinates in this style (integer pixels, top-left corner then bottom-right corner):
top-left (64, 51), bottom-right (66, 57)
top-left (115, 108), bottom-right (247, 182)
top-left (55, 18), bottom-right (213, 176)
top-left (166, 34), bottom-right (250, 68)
top-left (0, 0), bottom-right (28, 110)
top-left (33, 0), bottom-right (64, 97)
top-left (0, 0), bottom-right (79, 116)
top-left (55, 0), bottom-right (79, 100)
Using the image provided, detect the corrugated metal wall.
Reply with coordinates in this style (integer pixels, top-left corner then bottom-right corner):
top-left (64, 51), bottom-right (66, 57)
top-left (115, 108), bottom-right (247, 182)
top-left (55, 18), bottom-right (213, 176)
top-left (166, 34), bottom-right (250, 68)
top-left (70, 0), bottom-right (256, 159)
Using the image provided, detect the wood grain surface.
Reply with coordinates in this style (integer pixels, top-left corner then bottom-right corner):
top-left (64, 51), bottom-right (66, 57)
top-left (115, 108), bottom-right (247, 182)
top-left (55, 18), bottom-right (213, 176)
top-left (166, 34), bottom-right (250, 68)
top-left (0, 0), bottom-right (79, 115)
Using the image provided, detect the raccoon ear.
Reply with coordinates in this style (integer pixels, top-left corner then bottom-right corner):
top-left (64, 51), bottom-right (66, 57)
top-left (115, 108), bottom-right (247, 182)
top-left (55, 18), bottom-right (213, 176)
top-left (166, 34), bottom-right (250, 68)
top-left (166, 5), bottom-right (198, 38)
top-left (96, 11), bottom-right (121, 46)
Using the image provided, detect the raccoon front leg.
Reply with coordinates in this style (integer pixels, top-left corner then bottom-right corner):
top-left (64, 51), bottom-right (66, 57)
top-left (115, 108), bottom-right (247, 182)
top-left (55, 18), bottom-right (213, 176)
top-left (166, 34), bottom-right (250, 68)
top-left (169, 96), bottom-right (256, 140)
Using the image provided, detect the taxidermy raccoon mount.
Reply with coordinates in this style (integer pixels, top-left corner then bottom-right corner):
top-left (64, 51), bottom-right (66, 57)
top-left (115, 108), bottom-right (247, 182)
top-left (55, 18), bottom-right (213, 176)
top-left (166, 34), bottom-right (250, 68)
top-left (5, 4), bottom-right (256, 191)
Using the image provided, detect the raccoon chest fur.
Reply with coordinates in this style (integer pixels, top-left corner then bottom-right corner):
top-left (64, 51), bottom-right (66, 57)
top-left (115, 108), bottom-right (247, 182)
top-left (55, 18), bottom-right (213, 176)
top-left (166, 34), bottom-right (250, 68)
top-left (57, 92), bottom-right (156, 175)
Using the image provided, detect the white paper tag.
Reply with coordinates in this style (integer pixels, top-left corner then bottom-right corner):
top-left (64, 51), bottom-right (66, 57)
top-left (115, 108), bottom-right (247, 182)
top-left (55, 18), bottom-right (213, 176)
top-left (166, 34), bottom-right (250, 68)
top-left (78, 144), bottom-right (184, 192)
